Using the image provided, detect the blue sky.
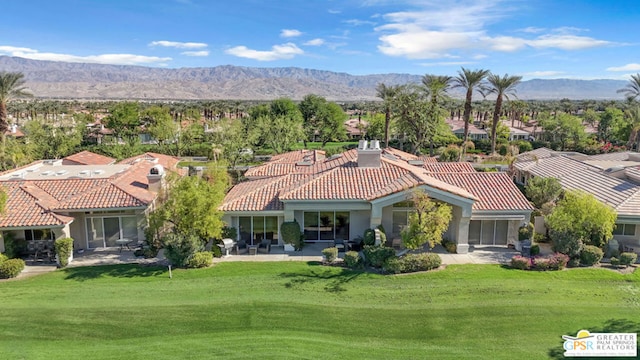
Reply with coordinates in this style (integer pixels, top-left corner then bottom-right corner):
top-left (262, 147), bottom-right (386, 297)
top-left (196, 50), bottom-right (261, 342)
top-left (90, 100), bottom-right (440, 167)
top-left (0, 0), bottom-right (638, 80)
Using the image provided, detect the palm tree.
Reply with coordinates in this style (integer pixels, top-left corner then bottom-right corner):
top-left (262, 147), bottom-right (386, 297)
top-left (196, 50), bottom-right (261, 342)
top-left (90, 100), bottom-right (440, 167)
top-left (0, 72), bottom-right (32, 137)
top-left (485, 73), bottom-right (522, 154)
top-left (625, 106), bottom-right (640, 151)
top-left (422, 75), bottom-right (452, 155)
top-left (376, 83), bottom-right (400, 148)
top-left (452, 67), bottom-right (490, 160)
top-left (617, 73), bottom-right (640, 101)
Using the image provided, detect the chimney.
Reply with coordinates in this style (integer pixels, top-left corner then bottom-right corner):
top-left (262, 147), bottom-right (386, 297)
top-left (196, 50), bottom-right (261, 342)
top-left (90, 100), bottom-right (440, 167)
top-left (147, 164), bottom-right (165, 193)
top-left (357, 139), bottom-right (382, 168)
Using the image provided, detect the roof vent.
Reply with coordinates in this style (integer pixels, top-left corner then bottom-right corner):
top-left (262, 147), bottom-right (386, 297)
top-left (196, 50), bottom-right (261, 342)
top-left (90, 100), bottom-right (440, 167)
top-left (56, 170), bottom-right (68, 176)
top-left (93, 169), bottom-right (104, 175)
top-left (408, 160), bottom-right (424, 166)
top-left (41, 171), bottom-right (53, 176)
top-left (10, 172), bottom-right (24, 178)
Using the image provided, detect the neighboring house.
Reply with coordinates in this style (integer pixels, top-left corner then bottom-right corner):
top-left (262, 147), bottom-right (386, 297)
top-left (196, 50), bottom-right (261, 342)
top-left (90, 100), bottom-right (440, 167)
top-left (344, 118), bottom-right (367, 140)
top-left (4, 124), bottom-right (25, 139)
top-left (85, 120), bottom-right (116, 145)
top-left (512, 148), bottom-right (640, 249)
top-left (0, 151), bottom-right (185, 252)
top-left (222, 141), bottom-right (533, 253)
top-left (448, 120), bottom-right (489, 140)
top-left (507, 126), bottom-right (531, 141)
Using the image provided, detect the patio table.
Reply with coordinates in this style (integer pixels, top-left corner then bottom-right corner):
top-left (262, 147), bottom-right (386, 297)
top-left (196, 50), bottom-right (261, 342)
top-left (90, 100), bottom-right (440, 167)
top-left (115, 238), bottom-right (134, 253)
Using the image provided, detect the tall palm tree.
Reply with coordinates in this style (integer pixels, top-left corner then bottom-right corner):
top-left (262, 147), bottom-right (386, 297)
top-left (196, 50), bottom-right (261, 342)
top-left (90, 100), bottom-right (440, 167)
top-left (617, 73), bottom-right (640, 101)
top-left (422, 75), bottom-right (452, 155)
top-left (376, 83), bottom-right (400, 148)
top-left (485, 73), bottom-right (522, 154)
top-left (0, 72), bottom-right (32, 136)
top-left (452, 67), bottom-right (489, 160)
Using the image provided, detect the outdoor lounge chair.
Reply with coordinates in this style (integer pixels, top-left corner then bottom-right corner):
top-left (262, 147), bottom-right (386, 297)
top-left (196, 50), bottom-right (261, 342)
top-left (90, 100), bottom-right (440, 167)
top-left (257, 239), bottom-right (271, 254)
top-left (235, 240), bottom-right (249, 255)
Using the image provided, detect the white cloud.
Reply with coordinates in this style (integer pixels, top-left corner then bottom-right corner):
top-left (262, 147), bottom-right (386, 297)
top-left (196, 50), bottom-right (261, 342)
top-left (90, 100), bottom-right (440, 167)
top-left (472, 54), bottom-right (488, 59)
top-left (419, 61), bottom-right (475, 66)
top-left (606, 63), bottom-right (640, 72)
top-left (224, 43), bottom-right (303, 61)
top-left (374, 1), bottom-right (612, 59)
top-left (0, 45), bottom-right (171, 65)
top-left (519, 71), bottom-right (565, 77)
top-left (303, 38), bottom-right (325, 46)
top-left (181, 50), bottom-right (209, 57)
top-left (149, 40), bottom-right (208, 49)
top-left (344, 19), bottom-right (376, 26)
top-left (280, 29), bottom-right (302, 38)
top-left (328, 9), bottom-right (341, 14)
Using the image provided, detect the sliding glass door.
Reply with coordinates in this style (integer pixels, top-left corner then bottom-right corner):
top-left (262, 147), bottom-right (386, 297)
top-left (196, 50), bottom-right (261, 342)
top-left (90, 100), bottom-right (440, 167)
top-left (85, 216), bottom-right (139, 248)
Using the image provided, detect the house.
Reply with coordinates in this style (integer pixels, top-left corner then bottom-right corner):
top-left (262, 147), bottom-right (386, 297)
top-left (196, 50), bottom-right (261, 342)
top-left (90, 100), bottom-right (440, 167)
top-left (448, 120), bottom-right (489, 140)
top-left (222, 141), bottom-right (533, 253)
top-left (0, 151), bottom-right (185, 253)
top-left (512, 148), bottom-right (640, 249)
top-left (4, 124), bottom-right (25, 139)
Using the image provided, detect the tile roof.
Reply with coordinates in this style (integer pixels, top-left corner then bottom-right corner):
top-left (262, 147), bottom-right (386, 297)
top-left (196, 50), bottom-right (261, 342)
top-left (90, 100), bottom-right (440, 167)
top-left (244, 150), bottom-right (325, 178)
top-left (62, 151), bottom-right (115, 165)
top-left (514, 148), bottom-right (640, 216)
top-left (223, 147), bottom-right (536, 212)
top-left (0, 151), bottom-right (186, 228)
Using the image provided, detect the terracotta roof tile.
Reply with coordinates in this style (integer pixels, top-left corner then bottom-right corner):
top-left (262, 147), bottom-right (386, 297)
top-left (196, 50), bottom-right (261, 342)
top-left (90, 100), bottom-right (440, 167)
top-left (424, 162), bottom-right (476, 173)
top-left (0, 183), bottom-right (73, 228)
top-left (62, 151), bottom-right (115, 165)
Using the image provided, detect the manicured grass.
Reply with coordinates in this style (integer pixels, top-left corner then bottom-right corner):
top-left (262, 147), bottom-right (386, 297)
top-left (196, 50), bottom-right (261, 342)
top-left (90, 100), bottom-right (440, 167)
top-left (1, 263), bottom-right (638, 359)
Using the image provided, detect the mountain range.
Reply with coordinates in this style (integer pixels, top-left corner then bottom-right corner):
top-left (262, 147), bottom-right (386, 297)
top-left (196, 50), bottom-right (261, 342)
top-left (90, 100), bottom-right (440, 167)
top-left (0, 56), bottom-right (628, 101)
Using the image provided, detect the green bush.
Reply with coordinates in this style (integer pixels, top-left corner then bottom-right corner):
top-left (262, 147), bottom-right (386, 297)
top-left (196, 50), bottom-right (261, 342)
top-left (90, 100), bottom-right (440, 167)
top-left (343, 251), bottom-right (361, 268)
top-left (54, 238), bottom-right (74, 268)
top-left (518, 223), bottom-right (534, 241)
top-left (533, 257), bottom-right (552, 271)
top-left (188, 251), bottom-right (213, 268)
top-left (383, 258), bottom-right (403, 274)
top-left (221, 226), bottom-right (237, 240)
top-left (442, 238), bottom-right (457, 253)
top-left (610, 257), bottom-right (621, 267)
top-left (401, 253), bottom-right (441, 272)
top-left (567, 257), bottom-right (581, 268)
top-left (376, 229), bottom-right (387, 246)
top-left (3, 233), bottom-right (26, 259)
top-left (362, 245), bottom-right (395, 268)
top-left (550, 230), bottom-right (583, 260)
top-left (515, 140), bottom-right (533, 154)
top-left (580, 245), bottom-right (604, 266)
top-left (619, 252), bottom-right (638, 267)
top-left (322, 247), bottom-right (338, 263)
top-left (0, 253), bottom-right (7, 263)
top-left (498, 144), bottom-right (508, 156)
top-left (210, 242), bottom-right (222, 258)
top-left (530, 244), bottom-right (540, 256)
top-left (281, 221), bottom-right (303, 250)
top-left (162, 232), bottom-right (204, 267)
top-left (0, 258), bottom-right (25, 279)
top-left (363, 229), bottom-right (376, 246)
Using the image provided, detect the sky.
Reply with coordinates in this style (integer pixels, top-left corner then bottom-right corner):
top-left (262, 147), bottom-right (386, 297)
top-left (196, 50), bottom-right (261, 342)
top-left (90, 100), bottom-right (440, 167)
top-left (1, 0), bottom-right (639, 80)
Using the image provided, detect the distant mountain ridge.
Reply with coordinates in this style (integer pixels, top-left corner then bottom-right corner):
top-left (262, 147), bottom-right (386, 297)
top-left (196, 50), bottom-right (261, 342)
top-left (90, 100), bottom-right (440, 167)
top-left (0, 56), bottom-right (628, 101)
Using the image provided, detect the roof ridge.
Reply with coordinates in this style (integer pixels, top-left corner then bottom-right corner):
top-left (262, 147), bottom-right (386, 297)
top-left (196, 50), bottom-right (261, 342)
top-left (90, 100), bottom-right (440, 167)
top-left (224, 175), bottom-right (292, 208)
top-left (615, 187), bottom-right (640, 210)
top-left (279, 167), bottom-right (340, 199)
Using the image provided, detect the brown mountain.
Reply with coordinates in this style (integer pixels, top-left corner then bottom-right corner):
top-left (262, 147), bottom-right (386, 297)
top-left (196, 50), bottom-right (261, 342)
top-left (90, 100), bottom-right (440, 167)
top-left (0, 56), bottom-right (627, 101)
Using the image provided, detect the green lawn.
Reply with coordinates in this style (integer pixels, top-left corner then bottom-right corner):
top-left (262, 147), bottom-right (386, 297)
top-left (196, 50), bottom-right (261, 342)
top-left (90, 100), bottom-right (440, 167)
top-left (1, 263), bottom-right (638, 359)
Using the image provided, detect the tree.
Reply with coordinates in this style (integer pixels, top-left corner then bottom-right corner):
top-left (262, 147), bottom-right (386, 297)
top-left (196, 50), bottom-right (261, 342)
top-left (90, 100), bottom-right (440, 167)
top-left (525, 176), bottom-right (562, 211)
top-left (401, 189), bottom-right (452, 250)
top-left (545, 190), bottom-right (617, 249)
top-left (0, 72), bottom-right (33, 136)
top-left (538, 112), bottom-right (586, 150)
top-left (452, 67), bottom-right (489, 159)
top-left (248, 98), bottom-right (304, 154)
top-left (141, 106), bottom-right (178, 146)
top-left (624, 106), bottom-right (640, 150)
top-left (376, 83), bottom-right (400, 148)
top-left (299, 95), bottom-right (347, 146)
top-left (597, 107), bottom-right (627, 144)
top-left (105, 102), bottom-right (140, 144)
top-left (485, 73), bottom-right (522, 154)
top-left (617, 73), bottom-right (640, 101)
top-left (148, 165), bottom-right (229, 251)
top-left (422, 75), bottom-right (452, 155)
top-left (24, 119), bottom-right (83, 159)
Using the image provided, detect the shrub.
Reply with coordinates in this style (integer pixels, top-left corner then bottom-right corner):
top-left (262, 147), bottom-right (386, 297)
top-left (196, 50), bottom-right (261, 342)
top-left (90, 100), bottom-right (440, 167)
top-left (548, 253), bottom-right (569, 270)
top-left (518, 223), bottom-right (534, 241)
top-left (0, 258), bottom-right (25, 279)
top-left (550, 230), bottom-right (583, 260)
top-left (221, 226), bottom-right (238, 241)
top-left (210, 242), bottom-right (222, 258)
top-left (3, 233), bottom-right (26, 259)
top-left (498, 144), bottom-right (509, 156)
top-left (0, 253), bottom-right (7, 263)
top-left (376, 229), bottom-right (387, 246)
top-left (363, 229), bottom-right (376, 246)
top-left (441, 238), bottom-right (456, 253)
top-left (162, 232), bottom-right (203, 267)
top-left (567, 257), bottom-right (581, 268)
top-left (343, 251), bottom-right (361, 269)
top-left (383, 258), bottom-right (403, 274)
top-left (610, 257), bottom-right (621, 267)
top-left (362, 245), bottom-right (395, 268)
top-left (54, 238), bottom-right (74, 268)
top-left (533, 257), bottom-right (552, 271)
top-left (281, 221), bottom-right (303, 250)
top-left (530, 244), bottom-right (540, 256)
top-left (510, 255), bottom-right (531, 270)
top-left (143, 247), bottom-right (159, 258)
top-left (439, 145), bottom-right (461, 162)
top-left (188, 251), bottom-right (213, 268)
top-left (402, 253), bottom-right (441, 272)
top-left (515, 140), bottom-right (533, 154)
top-left (322, 247), bottom-right (338, 263)
top-left (619, 252), bottom-right (638, 267)
top-left (580, 245), bottom-right (604, 266)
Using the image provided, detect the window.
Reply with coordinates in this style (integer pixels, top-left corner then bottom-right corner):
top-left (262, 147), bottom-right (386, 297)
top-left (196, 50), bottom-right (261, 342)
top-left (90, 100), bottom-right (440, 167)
top-left (303, 211), bottom-right (349, 241)
top-left (24, 229), bottom-right (54, 241)
top-left (238, 216), bottom-right (279, 245)
top-left (613, 224), bottom-right (636, 236)
top-left (86, 216), bottom-right (139, 248)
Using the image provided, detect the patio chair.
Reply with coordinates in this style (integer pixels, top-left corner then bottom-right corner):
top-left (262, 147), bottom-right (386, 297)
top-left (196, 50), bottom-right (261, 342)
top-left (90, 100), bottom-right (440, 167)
top-left (235, 240), bottom-right (249, 255)
top-left (257, 239), bottom-right (271, 254)
top-left (27, 241), bottom-right (38, 262)
top-left (333, 239), bottom-right (345, 252)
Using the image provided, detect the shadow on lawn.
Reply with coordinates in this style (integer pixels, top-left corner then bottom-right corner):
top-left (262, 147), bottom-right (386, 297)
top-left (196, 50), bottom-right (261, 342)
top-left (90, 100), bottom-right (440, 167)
top-left (62, 264), bottom-right (167, 282)
top-left (280, 263), bottom-right (364, 293)
top-left (548, 318), bottom-right (640, 360)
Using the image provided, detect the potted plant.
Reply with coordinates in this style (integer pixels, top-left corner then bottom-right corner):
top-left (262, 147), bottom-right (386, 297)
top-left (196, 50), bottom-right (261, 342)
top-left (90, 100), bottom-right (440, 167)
top-left (281, 221), bottom-right (302, 252)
